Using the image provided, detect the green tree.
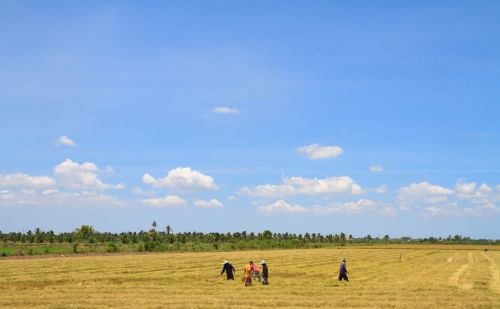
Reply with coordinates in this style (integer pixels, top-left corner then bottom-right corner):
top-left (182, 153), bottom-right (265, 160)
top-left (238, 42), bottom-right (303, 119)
top-left (262, 230), bottom-right (272, 240)
top-left (340, 232), bottom-right (346, 243)
top-left (75, 225), bottom-right (95, 239)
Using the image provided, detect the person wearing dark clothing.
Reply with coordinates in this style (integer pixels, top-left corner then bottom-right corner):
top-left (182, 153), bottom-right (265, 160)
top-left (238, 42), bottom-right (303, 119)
top-left (260, 260), bottom-right (269, 285)
top-left (221, 260), bottom-right (235, 280)
top-left (338, 258), bottom-right (348, 282)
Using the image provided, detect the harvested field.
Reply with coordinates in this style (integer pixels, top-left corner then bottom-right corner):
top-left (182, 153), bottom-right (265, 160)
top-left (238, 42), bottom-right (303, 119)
top-left (0, 247), bottom-right (498, 308)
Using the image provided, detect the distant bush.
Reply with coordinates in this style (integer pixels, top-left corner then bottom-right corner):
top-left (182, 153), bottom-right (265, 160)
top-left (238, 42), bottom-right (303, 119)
top-left (106, 243), bottom-right (119, 253)
top-left (72, 243), bottom-right (79, 254)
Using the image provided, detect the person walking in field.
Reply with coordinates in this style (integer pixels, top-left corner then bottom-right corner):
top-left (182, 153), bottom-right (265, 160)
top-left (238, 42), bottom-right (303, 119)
top-left (243, 261), bottom-right (253, 286)
top-left (338, 258), bottom-right (349, 282)
top-left (260, 260), bottom-right (269, 285)
top-left (221, 260), bottom-right (236, 280)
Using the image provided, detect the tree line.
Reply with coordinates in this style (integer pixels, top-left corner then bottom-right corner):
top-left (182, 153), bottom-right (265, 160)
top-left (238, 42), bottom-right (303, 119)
top-left (1, 222), bottom-right (497, 247)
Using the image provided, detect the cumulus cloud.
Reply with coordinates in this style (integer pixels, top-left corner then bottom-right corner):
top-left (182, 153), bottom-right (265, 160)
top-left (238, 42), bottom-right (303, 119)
top-left (296, 144), bottom-right (343, 160)
top-left (193, 199), bottom-right (224, 209)
top-left (0, 173), bottom-right (56, 188)
top-left (397, 182), bottom-right (453, 210)
top-left (370, 185), bottom-right (387, 194)
top-left (142, 167), bottom-right (219, 190)
top-left (369, 165), bottom-right (384, 173)
top-left (455, 181), bottom-right (497, 205)
top-left (380, 206), bottom-right (397, 216)
top-left (212, 106), bottom-right (239, 114)
top-left (141, 195), bottom-right (188, 207)
top-left (396, 180), bottom-right (500, 216)
top-left (42, 189), bottom-right (59, 195)
top-left (131, 187), bottom-right (155, 197)
top-left (54, 159), bottom-right (125, 190)
top-left (420, 202), bottom-right (465, 217)
top-left (241, 175), bottom-right (362, 198)
top-left (56, 135), bottom-right (77, 147)
top-left (316, 199), bottom-right (377, 215)
top-left (400, 182), bottom-right (454, 196)
top-left (258, 200), bottom-right (308, 214)
top-left (0, 189), bottom-right (125, 207)
top-left (258, 199), bottom-right (379, 215)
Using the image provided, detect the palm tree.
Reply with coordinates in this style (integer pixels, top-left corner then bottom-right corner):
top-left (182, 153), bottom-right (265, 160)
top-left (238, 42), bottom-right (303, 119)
top-left (166, 225), bottom-right (172, 235)
top-left (75, 225), bottom-right (95, 239)
top-left (340, 232), bottom-right (346, 242)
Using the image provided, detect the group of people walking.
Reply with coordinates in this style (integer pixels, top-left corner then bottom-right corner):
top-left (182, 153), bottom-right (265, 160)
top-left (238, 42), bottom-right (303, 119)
top-left (221, 258), bottom-right (348, 286)
top-left (221, 260), bottom-right (269, 286)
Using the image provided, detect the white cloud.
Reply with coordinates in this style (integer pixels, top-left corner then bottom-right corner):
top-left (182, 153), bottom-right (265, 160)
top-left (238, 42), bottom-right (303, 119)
top-left (455, 181), bottom-right (497, 205)
top-left (131, 187), bottom-right (155, 197)
top-left (193, 199), bottom-right (224, 209)
top-left (142, 167), bottom-right (219, 190)
top-left (0, 172), bottom-right (56, 188)
top-left (141, 195), bottom-right (188, 207)
top-left (339, 199), bottom-right (377, 213)
top-left (398, 182), bottom-right (453, 210)
top-left (480, 203), bottom-right (500, 212)
top-left (258, 200), bottom-right (308, 214)
top-left (370, 185), bottom-right (387, 194)
top-left (380, 206), bottom-right (397, 216)
top-left (369, 165), bottom-right (384, 173)
top-left (241, 175), bottom-right (362, 198)
top-left (397, 180), bottom-right (500, 217)
top-left (56, 135), bottom-right (76, 147)
top-left (314, 199), bottom-right (377, 215)
top-left (0, 189), bottom-right (125, 207)
top-left (420, 202), bottom-right (500, 217)
top-left (421, 202), bottom-right (464, 217)
top-left (401, 182), bottom-right (454, 196)
top-left (54, 159), bottom-right (125, 190)
top-left (212, 106), bottom-right (239, 114)
top-left (296, 144), bottom-right (343, 160)
top-left (258, 199), bottom-right (379, 215)
top-left (42, 189), bottom-right (59, 195)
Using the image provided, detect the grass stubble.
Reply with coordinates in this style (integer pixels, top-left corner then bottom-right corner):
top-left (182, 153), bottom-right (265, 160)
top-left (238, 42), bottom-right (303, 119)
top-left (0, 247), bottom-right (498, 308)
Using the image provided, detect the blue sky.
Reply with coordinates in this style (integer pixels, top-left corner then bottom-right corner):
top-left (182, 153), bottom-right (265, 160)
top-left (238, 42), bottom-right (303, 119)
top-left (1, 1), bottom-right (499, 238)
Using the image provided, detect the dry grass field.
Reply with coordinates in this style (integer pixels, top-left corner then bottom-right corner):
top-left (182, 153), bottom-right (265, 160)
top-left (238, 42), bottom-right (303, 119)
top-left (0, 246), bottom-right (498, 308)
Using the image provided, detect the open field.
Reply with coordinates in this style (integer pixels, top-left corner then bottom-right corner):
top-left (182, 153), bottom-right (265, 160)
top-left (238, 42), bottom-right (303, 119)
top-left (0, 247), bottom-right (499, 308)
